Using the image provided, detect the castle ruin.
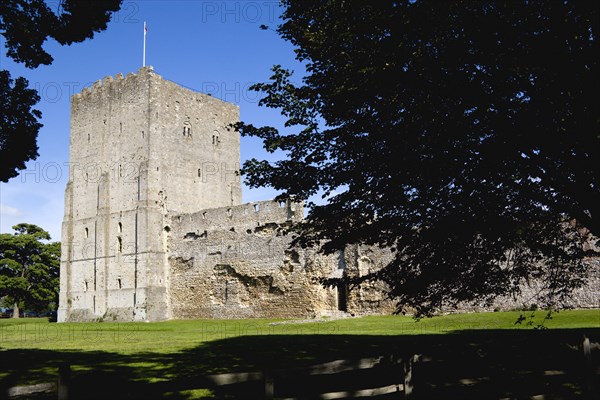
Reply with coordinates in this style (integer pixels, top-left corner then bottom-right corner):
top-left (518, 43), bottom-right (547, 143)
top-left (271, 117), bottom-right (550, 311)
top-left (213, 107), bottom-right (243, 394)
top-left (58, 67), bottom-right (599, 322)
top-left (58, 67), bottom-right (395, 322)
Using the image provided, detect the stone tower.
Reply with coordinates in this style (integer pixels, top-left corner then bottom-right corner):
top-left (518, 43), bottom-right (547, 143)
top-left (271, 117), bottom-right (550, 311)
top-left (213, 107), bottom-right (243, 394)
top-left (58, 67), bottom-right (242, 322)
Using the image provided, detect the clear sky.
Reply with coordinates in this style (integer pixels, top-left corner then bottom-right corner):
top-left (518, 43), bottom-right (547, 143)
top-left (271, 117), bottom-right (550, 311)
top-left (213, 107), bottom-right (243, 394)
top-left (0, 0), bottom-right (305, 241)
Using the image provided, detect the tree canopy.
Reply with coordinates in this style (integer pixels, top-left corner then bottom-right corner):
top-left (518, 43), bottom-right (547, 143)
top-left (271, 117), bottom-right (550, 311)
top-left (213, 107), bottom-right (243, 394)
top-left (238, 0), bottom-right (599, 316)
top-left (0, 223), bottom-right (60, 317)
top-left (0, 0), bottom-right (122, 182)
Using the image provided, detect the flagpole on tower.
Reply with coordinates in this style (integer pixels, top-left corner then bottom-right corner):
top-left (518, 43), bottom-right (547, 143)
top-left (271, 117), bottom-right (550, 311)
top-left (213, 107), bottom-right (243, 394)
top-left (143, 21), bottom-right (147, 67)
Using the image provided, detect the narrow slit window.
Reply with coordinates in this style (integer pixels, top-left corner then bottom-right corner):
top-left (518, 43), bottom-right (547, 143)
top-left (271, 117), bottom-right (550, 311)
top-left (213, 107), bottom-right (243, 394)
top-left (183, 122), bottom-right (192, 137)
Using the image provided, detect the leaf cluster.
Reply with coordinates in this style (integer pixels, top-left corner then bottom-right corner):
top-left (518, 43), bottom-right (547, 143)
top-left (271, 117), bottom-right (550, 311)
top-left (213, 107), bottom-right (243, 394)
top-left (0, 0), bottom-right (123, 181)
top-left (238, 1), bottom-right (599, 316)
top-left (0, 0), bottom-right (122, 68)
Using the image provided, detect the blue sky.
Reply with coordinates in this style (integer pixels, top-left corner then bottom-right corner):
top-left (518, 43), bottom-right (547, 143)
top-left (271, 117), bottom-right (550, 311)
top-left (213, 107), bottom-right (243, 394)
top-left (0, 1), bottom-right (305, 241)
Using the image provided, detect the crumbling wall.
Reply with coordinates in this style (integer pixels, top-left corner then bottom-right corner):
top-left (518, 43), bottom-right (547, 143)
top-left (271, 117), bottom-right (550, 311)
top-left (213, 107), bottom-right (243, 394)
top-left (345, 245), bottom-right (397, 315)
top-left (482, 257), bottom-right (600, 312)
top-left (168, 200), bottom-right (396, 319)
top-left (168, 200), bottom-right (314, 318)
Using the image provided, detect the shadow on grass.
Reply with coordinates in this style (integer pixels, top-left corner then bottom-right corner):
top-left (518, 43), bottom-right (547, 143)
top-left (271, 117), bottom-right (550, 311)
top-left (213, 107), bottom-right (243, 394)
top-left (1, 328), bottom-right (599, 399)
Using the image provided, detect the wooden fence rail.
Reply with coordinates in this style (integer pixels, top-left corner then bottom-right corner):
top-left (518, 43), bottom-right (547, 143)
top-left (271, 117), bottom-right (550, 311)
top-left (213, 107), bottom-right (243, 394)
top-left (3, 355), bottom-right (418, 399)
top-left (2, 336), bottom-right (597, 399)
top-left (204, 354), bottom-right (420, 399)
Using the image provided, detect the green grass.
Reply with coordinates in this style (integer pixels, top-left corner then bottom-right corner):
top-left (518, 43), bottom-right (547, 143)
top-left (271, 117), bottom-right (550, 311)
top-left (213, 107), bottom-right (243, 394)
top-left (0, 310), bottom-right (598, 399)
top-left (1, 309), bottom-right (597, 353)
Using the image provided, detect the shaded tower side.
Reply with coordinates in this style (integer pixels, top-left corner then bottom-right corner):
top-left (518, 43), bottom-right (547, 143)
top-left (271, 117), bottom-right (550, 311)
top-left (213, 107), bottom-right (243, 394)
top-left (59, 67), bottom-right (241, 322)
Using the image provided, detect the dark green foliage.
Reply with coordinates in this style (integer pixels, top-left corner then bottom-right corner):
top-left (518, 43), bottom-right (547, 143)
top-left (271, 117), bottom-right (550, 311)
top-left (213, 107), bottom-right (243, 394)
top-left (0, 0), bottom-right (122, 181)
top-left (0, 224), bottom-right (60, 315)
top-left (0, 70), bottom-right (42, 182)
top-left (0, 0), bottom-right (122, 68)
top-left (237, 1), bottom-right (599, 316)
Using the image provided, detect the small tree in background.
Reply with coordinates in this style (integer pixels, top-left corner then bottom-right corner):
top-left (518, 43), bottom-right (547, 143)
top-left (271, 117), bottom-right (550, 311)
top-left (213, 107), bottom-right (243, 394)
top-left (0, 223), bottom-right (60, 317)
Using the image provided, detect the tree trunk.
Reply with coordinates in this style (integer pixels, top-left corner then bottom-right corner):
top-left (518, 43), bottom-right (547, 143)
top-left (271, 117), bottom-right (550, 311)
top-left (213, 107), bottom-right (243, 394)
top-left (13, 302), bottom-right (19, 318)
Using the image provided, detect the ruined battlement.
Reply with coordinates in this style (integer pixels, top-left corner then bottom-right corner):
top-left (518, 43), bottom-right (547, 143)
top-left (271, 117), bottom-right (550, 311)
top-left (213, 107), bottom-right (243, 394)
top-left (71, 67), bottom-right (152, 105)
top-left (170, 199), bottom-right (304, 237)
top-left (71, 66), bottom-right (237, 113)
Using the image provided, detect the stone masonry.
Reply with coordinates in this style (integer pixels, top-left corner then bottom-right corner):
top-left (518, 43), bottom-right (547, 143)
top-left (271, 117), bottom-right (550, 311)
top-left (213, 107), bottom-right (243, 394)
top-left (58, 67), bottom-right (395, 322)
top-left (58, 67), bottom-right (599, 322)
top-left (168, 200), bottom-right (396, 319)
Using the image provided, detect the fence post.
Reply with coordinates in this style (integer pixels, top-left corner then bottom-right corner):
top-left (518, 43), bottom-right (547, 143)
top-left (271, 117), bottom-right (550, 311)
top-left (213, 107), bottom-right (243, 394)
top-left (264, 369), bottom-right (274, 400)
top-left (58, 363), bottom-right (70, 400)
top-left (583, 335), bottom-right (595, 399)
top-left (404, 354), bottom-right (420, 398)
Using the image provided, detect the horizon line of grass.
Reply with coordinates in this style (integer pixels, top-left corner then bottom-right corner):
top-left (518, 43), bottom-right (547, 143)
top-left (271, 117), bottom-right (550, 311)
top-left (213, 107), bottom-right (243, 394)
top-left (0, 309), bottom-right (598, 354)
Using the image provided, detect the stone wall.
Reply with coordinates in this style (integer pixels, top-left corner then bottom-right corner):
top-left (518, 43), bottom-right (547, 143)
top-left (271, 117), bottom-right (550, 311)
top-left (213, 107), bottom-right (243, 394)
top-left (457, 236), bottom-right (600, 313)
top-left (167, 200), bottom-right (396, 319)
top-left (166, 199), bottom-right (598, 319)
top-left (484, 257), bottom-right (600, 312)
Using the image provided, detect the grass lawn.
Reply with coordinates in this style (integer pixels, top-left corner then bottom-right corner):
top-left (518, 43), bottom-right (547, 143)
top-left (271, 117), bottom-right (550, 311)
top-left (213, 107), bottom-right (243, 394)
top-left (1, 310), bottom-right (598, 398)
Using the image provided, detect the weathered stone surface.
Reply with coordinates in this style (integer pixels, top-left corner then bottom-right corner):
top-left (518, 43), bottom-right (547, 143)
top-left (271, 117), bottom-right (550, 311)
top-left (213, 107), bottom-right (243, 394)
top-left (167, 200), bottom-right (396, 319)
top-left (59, 67), bottom-right (242, 322)
top-left (58, 68), bottom-right (599, 322)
